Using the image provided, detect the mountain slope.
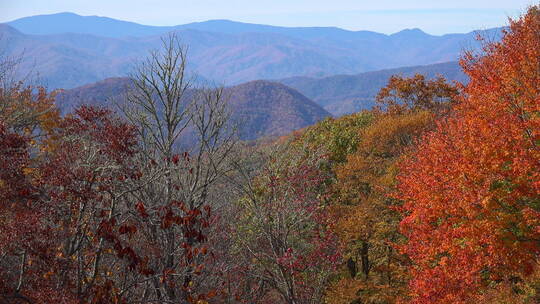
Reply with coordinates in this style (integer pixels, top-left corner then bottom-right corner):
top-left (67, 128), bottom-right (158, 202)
top-left (0, 24), bottom-right (156, 88)
top-left (225, 80), bottom-right (330, 139)
top-left (56, 78), bottom-right (331, 140)
top-left (279, 61), bottom-right (467, 115)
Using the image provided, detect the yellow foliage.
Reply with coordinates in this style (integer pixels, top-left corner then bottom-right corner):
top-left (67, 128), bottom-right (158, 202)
top-left (0, 84), bottom-right (60, 148)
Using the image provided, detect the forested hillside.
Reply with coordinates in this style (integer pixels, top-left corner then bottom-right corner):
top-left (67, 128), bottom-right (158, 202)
top-left (0, 6), bottom-right (538, 304)
top-left (56, 77), bottom-right (331, 140)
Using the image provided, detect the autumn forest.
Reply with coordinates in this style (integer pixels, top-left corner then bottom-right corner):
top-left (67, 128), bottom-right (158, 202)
top-left (0, 5), bottom-right (539, 304)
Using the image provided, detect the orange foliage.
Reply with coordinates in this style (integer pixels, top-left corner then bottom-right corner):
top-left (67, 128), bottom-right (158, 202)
top-left (0, 84), bottom-right (60, 136)
top-left (376, 74), bottom-right (458, 115)
top-left (323, 65), bottom-right (459, 303)
top-left (397, 6), bottom-right (540, 304)
top-left (328, 110), bottom-right (438, 303)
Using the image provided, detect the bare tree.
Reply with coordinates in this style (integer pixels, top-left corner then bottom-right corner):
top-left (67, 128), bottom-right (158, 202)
top-left (119, 32), bottom-right (239, 303)
top-left (0, 51), bottom-right (21, 91)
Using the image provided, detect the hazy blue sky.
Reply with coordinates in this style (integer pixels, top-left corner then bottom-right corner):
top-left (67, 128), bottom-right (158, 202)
top-left (0, 0), bottom-right (535, 34)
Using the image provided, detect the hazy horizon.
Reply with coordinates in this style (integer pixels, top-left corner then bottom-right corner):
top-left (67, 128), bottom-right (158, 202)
top-left (1, 0), bottom-right (534, 35)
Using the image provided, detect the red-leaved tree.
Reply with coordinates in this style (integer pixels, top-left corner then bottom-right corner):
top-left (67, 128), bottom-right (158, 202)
top-left (1, 105), bottom-right (141, 303)
top-left (397, 6), bottom-right (540, 304)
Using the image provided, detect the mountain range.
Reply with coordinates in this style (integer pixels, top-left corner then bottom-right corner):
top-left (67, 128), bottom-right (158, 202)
top-left (2, 12), bottom-right (490, 140)
top-left (2, 12), bottom-right (501, 89)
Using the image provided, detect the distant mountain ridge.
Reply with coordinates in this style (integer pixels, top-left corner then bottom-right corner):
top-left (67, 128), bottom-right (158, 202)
top-left (1, 12), bottom-right (501, 89)
top-left (56, 78), bottom-right (331, 141)
top-left (8, 12), bottom-right (168, 38)
top-left (279, 61), bottom-right (467, 115)
top-left (7, 12), bottom-right (418, 39)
